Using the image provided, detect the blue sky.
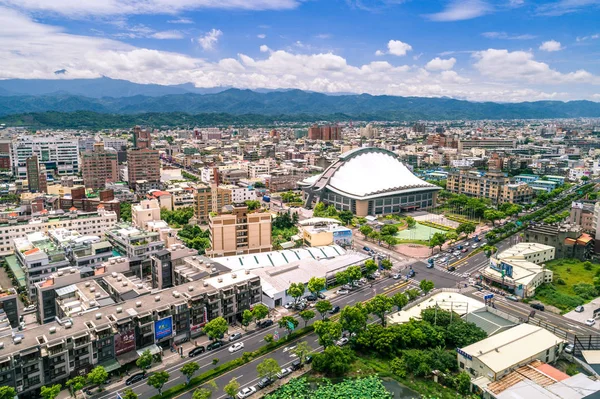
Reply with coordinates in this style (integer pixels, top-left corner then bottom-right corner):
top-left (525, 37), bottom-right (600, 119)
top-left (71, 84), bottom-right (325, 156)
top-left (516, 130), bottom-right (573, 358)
top-left (0, 0), bottom-right (600, 101)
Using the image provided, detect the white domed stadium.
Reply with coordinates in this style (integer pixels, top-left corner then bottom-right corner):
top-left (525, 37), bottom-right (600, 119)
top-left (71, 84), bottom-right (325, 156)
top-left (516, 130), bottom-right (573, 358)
top-left (300, 148), bottom-right (440, 217)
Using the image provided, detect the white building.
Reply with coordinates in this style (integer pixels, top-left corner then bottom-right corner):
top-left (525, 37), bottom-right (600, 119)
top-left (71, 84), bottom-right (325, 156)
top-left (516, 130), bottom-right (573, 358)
top-left (360, 123), bottom-right (378, 138)
top-left (219, 184), bottom-right (254, 203)
top-left (568, 167), bottom-right (592, 181)
top-left (12, 135), bottom-right (80, 178)
top-left (102, 137), bottom-right (127, 151)
top-left (132, 199), bottom-right (162, 229)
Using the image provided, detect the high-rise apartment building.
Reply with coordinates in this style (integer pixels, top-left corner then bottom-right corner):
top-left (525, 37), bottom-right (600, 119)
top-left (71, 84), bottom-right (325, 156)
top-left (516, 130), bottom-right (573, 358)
top-left (447, 169), bottom-right (533, 204)
top-left (308, 124), bottom-right (342, 141)
top-left (82, 142), bottom-right (118, 190)
top-left (194, 184), bottom-right (213, 224)
top-left (207, 204), bottom-right (272, 257)
top-left (12, 134), bottom-right (79, 178)
top-left (26, 155), bottom-right (48, 193)
top-left (127, 127), bottom-right (160, 192)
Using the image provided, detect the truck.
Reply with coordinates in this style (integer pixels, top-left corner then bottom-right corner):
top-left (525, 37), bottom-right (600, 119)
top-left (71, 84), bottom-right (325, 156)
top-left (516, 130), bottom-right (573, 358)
top-left (262, 195), bottom-right (271, 203)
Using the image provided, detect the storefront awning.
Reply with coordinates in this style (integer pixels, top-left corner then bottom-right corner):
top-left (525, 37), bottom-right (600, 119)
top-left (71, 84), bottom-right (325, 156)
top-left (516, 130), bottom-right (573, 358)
top-left (137, 344), bottom-right (161, 357)
top-left (99, 359), bottom-right (121, 373)
top-left (117, 350), bottom-right (139, 366)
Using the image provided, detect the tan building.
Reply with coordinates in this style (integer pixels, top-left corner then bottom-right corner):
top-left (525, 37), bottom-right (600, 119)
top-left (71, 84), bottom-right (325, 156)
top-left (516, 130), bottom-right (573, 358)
top-left (194, 184), bottom-right (212, 224)
top-left (207, 204), bottom-right (272, 257)
top-left (127, 148), bottom-right (160, 191)
top-left (132, 199), bottom-right (162, 229)
top-left (447, 169), bottom-right (533, 204)
top-left (82, 142), bottom-right (118, 190)
top-left (211, 185), bottom-right (233, 212)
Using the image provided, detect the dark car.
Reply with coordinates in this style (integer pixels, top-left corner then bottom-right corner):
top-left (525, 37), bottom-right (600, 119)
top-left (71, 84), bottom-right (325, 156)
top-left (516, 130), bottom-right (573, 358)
top-left (530, 303), bottom-right (545, 311)
top-left (305, 294), bottom-right (318, 302)
top-left (207, 341), bottom-right (224, 351)
top-left (407, 269), bottom-right (415, 278)
top-left (291, 359), bottom-right (302, 370)
top-left (188, 346), bottom-right (206, 357)
top-left (329, 306), bottom-right (341, 314)
top-left (258, 319), bottom-right (274, 328)
top-left (257, 376), bottom-right (274, 389)
top-left (448, 266), bottom-right (456, 272)
top-left (305, 355), bottom-right (313, 364)
top-left (363, 246), bottom-right (371, 253)
top-left (317, 292), bottom-right (326, 300)
top-left (126, 372), bottom-right (146, 386)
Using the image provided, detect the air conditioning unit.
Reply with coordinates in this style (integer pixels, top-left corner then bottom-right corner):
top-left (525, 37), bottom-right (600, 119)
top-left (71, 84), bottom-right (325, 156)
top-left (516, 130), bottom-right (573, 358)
top-left (90, 287), bottom-right (96, 292)
top-left (116, 276), bottom-right (122, 282)
top-left (232, 273), bottom-right (237, 279)
top-left (49, 327), bottom-right (57, 334)
top-left (116, 307), bottom-right (123, 313)
top-left (95, 293), bottom-right (101, 298)
top-left (188, 286), bottom-right (194, 292)
top-left (111, 272), bottom-right (118, 278)
top-left (0, 342), bottom-right (4, 349)
top-left (122, 281), bottom-right (128, 287)
top-left (95, 313), bottom-right (102, 320)
top-left (13, 337), bottom-right (22, 344)
top-left (136, 301), bottom-right (142, 307)
top-left (218, 277), bottom-right (223, 283)
top-left (203, 281), bottom-right (209, 287)
top-left (173, 291), bottom-right (180, 298)
top-left (85, 282), bottom-right (91, 287)
top-left (155, 295), bottom-right (161, 302)
top-left (65, 322), bottom-right (72, 329)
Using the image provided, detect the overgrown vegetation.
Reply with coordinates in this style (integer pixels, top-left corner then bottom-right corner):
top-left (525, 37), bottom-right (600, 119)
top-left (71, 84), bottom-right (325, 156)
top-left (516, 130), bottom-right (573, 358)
top-left (178, 225), bottom-right (211, 254)
top-left (265, 376), bottom-right (392, 399)
top-left (272, 212), bottom-right (300, 249)
top-left (160, 207), bottom-right (194, 227)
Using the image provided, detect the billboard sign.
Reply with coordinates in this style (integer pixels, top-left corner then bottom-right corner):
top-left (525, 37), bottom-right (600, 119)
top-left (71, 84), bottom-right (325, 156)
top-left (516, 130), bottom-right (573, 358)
top-left (154, 317), bottom-right (173, 341)
top-left (333, 228), bottom-right (352, 247)
top-left (115, 329), bottom-right (136, 356)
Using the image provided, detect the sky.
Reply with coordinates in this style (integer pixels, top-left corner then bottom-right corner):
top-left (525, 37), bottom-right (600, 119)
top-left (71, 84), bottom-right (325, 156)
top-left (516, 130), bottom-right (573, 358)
top-left (1, 0), bottom-right (600, 102)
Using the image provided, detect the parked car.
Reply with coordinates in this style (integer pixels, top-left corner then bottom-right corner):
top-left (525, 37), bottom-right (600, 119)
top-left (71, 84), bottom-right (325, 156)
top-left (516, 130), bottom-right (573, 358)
top-left (336, 289), bottom-right (349, 295)
top-left (276, 367), bottom-right (293, 379)
top-left (506, 295), bottom-right (519, 302)
top-left (126, 373), bottom-right (146, 386)
top-left (229, 332), bottom-right (242, 342)
top-left (448, 266), bottom-right (456, 272)
top-left (453, 251), bottom-right (461, 257)
top-left (407, 269), bottom-right (415, 278)
top-left (291, 359), bottom-right (303, 370)
top-left (329, 306), bottom-right (341, 314)
top-left (229, 342), bottom-right (244, 353)
top-left (188, 346), bottom-right (206, 357)
top-left (257, 377), bottom-right (274, 389)
top-left (305, 294), bottom-right (318, 302)
top-left (426, 262), bottom-right (434, 269)
top-left (236, 387), bottom-right (257, 399)
top-left (564, 344), bottom-right (575, 354)
top-left (372, 271), bottom-right (381, 278)
top-left (363, 246), bottom-right (371, 253)
top-left (585, 319), bottom-right (596, 326)
top-left (471, 243), bottom-right (478, 249)
top-left (336, 337), bottom-right (349, 346)
top-left (318, 292), bottom-right (326, 300)
top-left (295, 302), bottom-right (307, 311)
top-left (207, 341), bottom-right (224, 351)
top-left (575, 306), bottom-right (584, 313)
top-left (392, 273), bottom-right (401, 279)
top-left (23, 305), bottom-right (36, 313)
top-left (342, 284), bottom-right (353, 290)
top-left (530, 303), bottom-right (545, 311)
top-left (257, 319), bottom-right (274, 328)
top-left (305, 355), bottom-right (313, 364)
top-left (461, 248), bottom-right (469, 253)
top-left (284, 302), bottom-right (294, 309)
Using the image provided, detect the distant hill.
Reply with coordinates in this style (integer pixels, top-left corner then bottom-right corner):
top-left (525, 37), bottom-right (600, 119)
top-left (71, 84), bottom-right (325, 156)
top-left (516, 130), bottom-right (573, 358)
top-left (0, 78), bottom-right (599, 122)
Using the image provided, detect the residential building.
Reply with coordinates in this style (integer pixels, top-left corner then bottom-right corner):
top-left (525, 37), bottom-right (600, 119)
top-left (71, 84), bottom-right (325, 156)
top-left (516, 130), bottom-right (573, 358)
top-left (308, 124), bottom-right (342, 141)
top-left (57, 187), bottom-right (121, 218)
top-left (127, 127), bottom-right (160, 192)
top-left (194, 184), bottom-right (212, 224)
top-left (207, 204), bottom-right (272, 257)
top-left (105, 222), bottom-right (166, 273)
top-left (150, 244), bottom-right (198, 289)
top-left (211, 185), bottom-right (233, 213)
top-left (360, 123), bottom-right (378, 138)
top-left (47, 228), bottom-right (114, 269)
top-left (524, 223), bottom-right (593, 260)
top-left (0, 287), bottom-right (19, 328)
top-left (481, 243), bottom-right (555, 297)
top-left (457, 138), bottom-right (516, 151)
top-left (132, 199), bottom-right (162, 229)
top-left (81, 142), bottom-right (118, 190)
top-left (12, 134), bottom-right (79, 178)
top-left (447, 169), bottom-right (533, 204)
top-left (26, 155), bottom-right (47, 193)
top-left (571, 201), bottom-right (595, 233)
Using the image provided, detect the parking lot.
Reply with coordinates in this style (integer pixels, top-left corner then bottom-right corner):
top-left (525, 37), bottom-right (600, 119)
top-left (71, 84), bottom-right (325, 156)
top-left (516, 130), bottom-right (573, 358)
top-left (564, 298), bottom-right (600, 328)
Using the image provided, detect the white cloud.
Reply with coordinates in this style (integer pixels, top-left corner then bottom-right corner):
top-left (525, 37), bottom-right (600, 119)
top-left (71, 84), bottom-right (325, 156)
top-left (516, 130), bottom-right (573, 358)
top-left (577, 33), bottom-right (600, 42)
top-left (257, 34), bottom-right (266, 39)
top-left (440, 70), bottom-right (470, 84)
top-left (167, 18), bottom-right (193, 24)
top-left (539, 40), bottom-right (563, 52)
top-left (315, 33), bottom-right (331, 39)
top-left (425, 57), bottom-right (456, 71)
top-left (376, 39), bottom-right (412, 56)
top-left (259, 44), bottom-right (270, 52)
top-left (197, 29), bottom-right (222, 51)
top-left (151, 30), bottom-right (184, 39)
top-left (0, 0), bottom-right (300, 17)
top-left (426, 0), bottom-right (492, 21)
top-left (537, 0), bottom-right (600, 16)
top-left (482, 31), bottom-right (536, 40)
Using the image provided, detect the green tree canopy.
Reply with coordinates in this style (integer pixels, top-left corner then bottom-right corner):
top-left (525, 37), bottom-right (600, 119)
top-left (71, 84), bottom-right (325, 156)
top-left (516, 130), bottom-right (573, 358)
top-left (287, 282), bottom-right (305, 303)
top-left (224, 378), bottom-right (240, 398)
top-left (278, 316), bottom-right (299, 335)
top-left (419, 280), bottom-right (435, 294)
top-left (252, 304), bottom-right (269, 321)
top-left (313, 320), bottom-right (342, 348)
top-left (367, 294), bottom-right (394, 326)
top-left (136, 349), bottom-right (153, 370)
top-left (204, 317), bottom-right (228, 342)
top-left (392, 292), bottom-right (409, 311)
top-left (299, 309), bottom-right (315, 327)
top-left (312, 346), bottom-right (355, 376)
top-left (87, 366), bottom-right (108, 386)
top-left (340, 302), bottom-right (369, 334)
top-left (40, 384), bottom-right (61, 399)
top-left (147, 371), bottom-right (170, 396)
top-left (122, 389), bottom-right (139, 399)
top-left (257, 358), bottom-right (281, 381)
top-left (66, 376), bottom-right (86, 397)
top-left (307, 277), bottom-right (326, 296)
top-left (315, 300), bottom-right (333, 319)
top-left (181, 362), bottom-right (200, 384)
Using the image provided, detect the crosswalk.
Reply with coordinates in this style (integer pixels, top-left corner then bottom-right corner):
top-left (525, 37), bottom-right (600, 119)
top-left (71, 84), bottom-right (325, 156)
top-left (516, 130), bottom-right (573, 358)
top-left (433, 265), bottom-right (467, 278)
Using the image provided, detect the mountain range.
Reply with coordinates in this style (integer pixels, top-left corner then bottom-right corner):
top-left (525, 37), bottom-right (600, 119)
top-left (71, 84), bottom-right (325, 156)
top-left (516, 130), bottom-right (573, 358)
top-left (1, 78), bottom-right (600, 125)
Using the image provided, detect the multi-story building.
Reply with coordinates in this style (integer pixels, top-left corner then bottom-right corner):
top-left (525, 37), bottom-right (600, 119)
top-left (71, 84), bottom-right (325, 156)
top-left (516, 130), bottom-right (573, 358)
top-left (207, 204), bottom-right (272, 257)
top-left (447, 169), bottom-right (533, 204)
top-left (571, 202), bottom-right (596, 233)
top-left (211, 185), bottom-right (233, 214)
top-left (308, 124), bottom-right (342, 141)
top-left (12, 134), bottom-right (79, 178)
top-left (132, 199), bottom-right (162, 229)
top-left (194, 184), bottom-right (212, 224)
top-left (457, 138), bottom-right (516, 151)
top-left (105, 222), bottom-right (166, 273)
top-left (127, 127), bottom-right (160, 192)
top-left (0, 287), bottom-right (19, 328)
top-left (81, 142), bottom-right (118, 190)
top-left (524, 223), bottom-right (593, 260)
top-left (47, 228), bottom-right (114, 269)
top-left (0, 208), bottom-right (118, 256)
top-left (57, 187), bottom-right (121, 218)
top-left (26, 155), bottom-right (48, 193)
top-left (7, 268), bottom-right (261, 398)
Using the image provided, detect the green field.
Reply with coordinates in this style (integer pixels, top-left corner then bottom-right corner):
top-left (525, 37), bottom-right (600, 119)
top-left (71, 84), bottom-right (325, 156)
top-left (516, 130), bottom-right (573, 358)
top-left (395, 223), bottom-right (447, 241)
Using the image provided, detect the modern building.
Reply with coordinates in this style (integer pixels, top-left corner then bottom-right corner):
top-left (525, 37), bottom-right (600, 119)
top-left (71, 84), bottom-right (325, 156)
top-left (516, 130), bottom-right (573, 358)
top-left (57, 187), bottom-right (121, 218)
top-left (360, 123), bottom-right (378, 139)
top-left (132, 199), bottom-right (162, 229)
top-left (301, 148), bottom-right (440, 217)
top-left (81, 142), bottom-right (118, 190)
top-left (12, 134), bottom-right (79, 178)
top-left (207, 204), bottom-right (272, 257)
top-left (308, 124), bottom-right (342, 141)
top-left (447, 169), bottom-right (533, 204)
top-left (105, 223), bottom-right (166, 274)
top-left (47, 228), bottom-right (114, 269)
top-left (127, 127), bottom-right (160, 192)
top-left (481, 243), bottom-right (555, 297)
top-left (194, 184), bottom-right (213, 224)
top-left (524, 223), bottom-right (593, 260)
top-left (26, 155), bottom-right (48, 193)
top-left (457, 138), bottom-right (516, 151)
top-left (210, 185), bottom-right (233, 215)
top-left (299, 218), bottom-right (353, 247)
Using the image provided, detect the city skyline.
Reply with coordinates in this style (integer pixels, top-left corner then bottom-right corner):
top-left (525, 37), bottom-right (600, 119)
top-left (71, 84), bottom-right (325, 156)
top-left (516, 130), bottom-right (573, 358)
top-left (1, 0), bottom-right (600, 102)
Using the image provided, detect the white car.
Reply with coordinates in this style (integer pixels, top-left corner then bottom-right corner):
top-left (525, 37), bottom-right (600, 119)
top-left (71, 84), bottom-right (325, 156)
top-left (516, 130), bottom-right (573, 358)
top-left (23, 305), bottom-right (36, 313)
top-left (228, 342), bottom-right (244, 353)
top-left (471, 243), bottom-right (479, 249)
top-left (453, 251), bottom-right (461, 256)
top-left (392, 273), bottom-right (401, 279)
top-left (236, 387), bottom-right (257, 399)
top-left (336, 289), bottom-right (349, 295)
top-left (276, 367), bottom-right (293, 379)
top-left (284, 302), bottom-right (294, 309)
top-left (585, 319), bottom-right (596, 326)
top-left (336, 337), bottom-right (349, 346)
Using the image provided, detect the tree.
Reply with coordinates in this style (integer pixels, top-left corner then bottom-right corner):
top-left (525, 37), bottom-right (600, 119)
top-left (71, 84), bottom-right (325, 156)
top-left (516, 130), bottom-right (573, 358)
top-left (445, 231), bottom-right (458, 245)
top-left (0, 387), bottom-right (16, 399)
top-left (429, 232), bottom-right (446, 253)
top-left (313, 320), bottom-right (342, 348)
top-left (299, 309), bottom-right (315, 327)
top-left (346, 265), bottom-right (362, 284)
top-left (40, 384), bottom-right (61, 399)
top-left (224, 378), bottom-right (240, 398)
top-left (148, 371), bottom-right (170, 396)
top-left (241, 309), bottom-right (254, 330)
top-left (368, 230), bottom-right (381, 244)
top-left (307, 277), bottom-right (326, 296)
top-left (359, 225), bottom-right (373, 239)
top-left (364, 259), bottom-right (378, 275)
top-left (245, 200), bottom-right (261, 211)
top-left (256, 358), bottom-right (280, 381)
top-left (204, 317), bottom-right (228, 342)
top-left (383, 235), bottom-right (397, 248)
top-left (406, 216), bottom-right (416, 228)
top-left (66, 376), bottom-right (86, 397)
top-left (406, 288), bottom-right (420, 301)
top-left (291, 341), bottom-right (312, 365)
top-left (192, 387), bottom-right (213, 399)
top-left (340, 302), bottom-right (369, 334)
top-left (367, 294), bottom-right (394, 326)
top-left (338, 210), bottom-right (354, 225)
top-left (483, 245), bottom-right (498, 258)
top-left (136, 349), bottom-right (153, 370)
top-left (122, 389), bottom-right (138, 399)
top-left (455, 371), bottom-right (472, 395)
top-left (287, 282), bottom-right (305, 304)
top-left (120, 202), bottom-right (132, 222)
top-left (335, 270), bottom-right (350, 286)
top-left (380, 258), bottom-right (393, 270)
top-left (252, 304), bottom-right (269, 322)
top-left (312, 346), bottom-right (355, 376)
top-left (582, 176), bottom-right (590, 182)
top-left (456, 222), bottom-right (476, 237)
top-left (315, 300), bottom-right (333, 319)
top-left (121, 388), bottom-right (138, 399)
top-left (419, 280), bottom-right (435, 294)
top-left (484, 210), bottom-right (505, 226)
top-left (181, 362), bottom-right (200, 384)
top-left (278, 316), bottom-right (299, 336)
top-left (87, 366), bottom-right (108, 386)
top-left (381, 225), bottom-right (399, 236)
top-left (392, 292), bottom-right (408, 311)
